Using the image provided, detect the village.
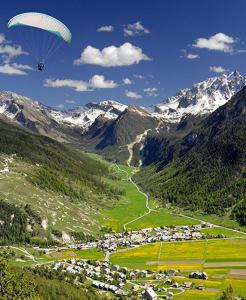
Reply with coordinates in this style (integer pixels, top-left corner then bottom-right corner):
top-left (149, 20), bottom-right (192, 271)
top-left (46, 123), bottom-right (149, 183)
top-left (34, 223), bottom-right (219, 299)
top-left (43, 256), bottom-right (209, 299)
top-left (97, 223), bottom-right (210, 252)
top-left (42, 223), bottom-right (213, 256)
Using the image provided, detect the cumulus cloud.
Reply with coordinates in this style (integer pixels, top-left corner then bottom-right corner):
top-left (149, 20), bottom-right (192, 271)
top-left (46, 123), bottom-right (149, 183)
top-left (125, 90), bottom-right (142, 99)
top-left (209, 66), bottom-right (229, 73)
top-left (144, 87), bottom-right (158, 97)
top-left (89, 75), bottom-right (118, 88)
top-left (44, 75), bottom-right (118, 92)
top-left (193, 33), bottom-right (236, 53)
top-left (74, 42), bottom-right (151, 67)
top-left (123, 21), bottom-right (150, 36)
top-left (97, 25), bottom-right (114, 32)
top-left (12, 63), bottom-right (33, 70)
top-left (122, 78), bottom-right (133, 85)
top-left (0, 33), bottom-right (28, 62)
top-left (0, 33), bottom-right (31, 76)
top-left (0, 63), bottom-right (33, 75)
top-left (44, 78), bottom-right (89, 92)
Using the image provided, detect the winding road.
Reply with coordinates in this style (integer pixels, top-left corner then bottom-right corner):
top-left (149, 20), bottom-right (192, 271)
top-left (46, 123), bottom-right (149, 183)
top-left (114, 164), bottom-right (157, 231)
top-left (114, 163), bottom-right (246, 236)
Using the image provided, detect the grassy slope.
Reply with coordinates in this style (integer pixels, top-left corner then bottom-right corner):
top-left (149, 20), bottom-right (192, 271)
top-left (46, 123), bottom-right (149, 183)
top-left (0, 119), bottom-right (125, 241)
top-left (0, 154), bottom-right (113, 236)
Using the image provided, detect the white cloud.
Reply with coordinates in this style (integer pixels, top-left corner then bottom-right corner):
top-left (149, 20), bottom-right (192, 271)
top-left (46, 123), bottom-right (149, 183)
top-left (125, 89), bottom-right (142, 99)
top-left (44, 75), bottom-right (118, 92)
top-left (65, 99), bottom-right (76, 104)
top-left (89, 75), bottom-right (118, 88)
top-left (0, 63), bottom-right (33, 75)
top-left (209, 66), bottom-right (229, 73)
top-left (193, 33), bottom-right (236, 53)
top-left (123, 21), bottom-right (150, 36)
top-left (122, 78), bottom-right (132, 85)
top-left (0, 33), bottom-right (31, 76)
top-left (44, 78), bottom-right (89, 92)
top-left (0, 33), bottom-right (28, 62)
top-left (74, 42), bottom-right (151, 67)
top-left (144, 87), bottom-right (158, 97)
top-left (186, 53), bottom-right (200, 59)
top-left (97, 25), bottom-right (114, 32)
top-left (180, 49), bottom-right (200, 59)
top-left (12, 63), bottom-right (33, 70)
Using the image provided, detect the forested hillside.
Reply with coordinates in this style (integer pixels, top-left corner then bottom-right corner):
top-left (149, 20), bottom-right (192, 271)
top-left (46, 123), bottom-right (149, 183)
top-left (135, 86), bottom-right (246, 225)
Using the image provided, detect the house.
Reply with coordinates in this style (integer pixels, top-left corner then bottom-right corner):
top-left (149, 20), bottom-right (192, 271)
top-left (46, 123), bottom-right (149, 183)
top-left (166, 291), bottom-right (173, 299)
top-left (115, 289), bottom-right (128, 296)
top-left (166, 269), bottom-right (178, 276)
top-left (142, 287), bottom-right (158, 300)
top-left (111, 265), bottom-right (120, 271)
top-left (198, 283), bottom-right (205, 290)
top-left (182, 282), bottom-right (193, 289)
top-left (172, 282), bottom-right (179, 288)
top-left (189, 271), bottom-right (208, 280)
top-left (201, 272), bottom-right (208, 280)
top-left (164, 279), bottom-right (172, 285)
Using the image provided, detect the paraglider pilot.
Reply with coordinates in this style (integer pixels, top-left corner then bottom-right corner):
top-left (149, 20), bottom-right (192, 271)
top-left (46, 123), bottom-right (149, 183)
top-left (37, 63), bottom-right (44, 71)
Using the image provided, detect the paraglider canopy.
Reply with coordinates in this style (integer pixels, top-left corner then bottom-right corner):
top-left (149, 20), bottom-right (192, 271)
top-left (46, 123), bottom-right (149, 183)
top-left (7, 12), bottom-right (72, 68)
top-left (7, 12), bottom-right (72, 43)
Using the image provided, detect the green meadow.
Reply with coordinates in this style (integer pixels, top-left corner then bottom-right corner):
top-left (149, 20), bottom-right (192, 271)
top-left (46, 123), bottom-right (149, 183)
top-left (110, 238), bottom-right (246, 299)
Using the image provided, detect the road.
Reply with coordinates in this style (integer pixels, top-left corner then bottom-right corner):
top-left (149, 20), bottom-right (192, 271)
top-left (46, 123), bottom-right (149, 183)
top-left (114, 164), bottom-right (157, 231)
top-left (174, 213), bottom-right (246, 236)
top-left (9, 246), bottom-right (36, 262)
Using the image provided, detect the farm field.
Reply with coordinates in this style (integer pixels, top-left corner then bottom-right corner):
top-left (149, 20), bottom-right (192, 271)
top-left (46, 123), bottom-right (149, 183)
top-left (110, 238), bottom-right (246, 299)
top-left (201, 227), bottom-right (246, 238)
top-left (7, 247), bottom-right (105, 267)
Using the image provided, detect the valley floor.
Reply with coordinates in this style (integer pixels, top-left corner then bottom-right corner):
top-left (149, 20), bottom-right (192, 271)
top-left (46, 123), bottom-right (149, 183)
top-left (1, 153), bottom-right (245, 299)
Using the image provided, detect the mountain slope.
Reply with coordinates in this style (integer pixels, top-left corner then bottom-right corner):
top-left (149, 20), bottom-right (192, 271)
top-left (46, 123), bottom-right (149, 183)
top-left (0, 91), bottom-right (86, 143)
top-left (81, 105), bottom-right (159, 163)
top-left (0, 118), bottom-right (123, 243)
top-left (154, 70), bottom-right (246, 122)
top-left (50, 100), bottom-right (127, 129)
top-left (135, 86), bottom-right (246, 225)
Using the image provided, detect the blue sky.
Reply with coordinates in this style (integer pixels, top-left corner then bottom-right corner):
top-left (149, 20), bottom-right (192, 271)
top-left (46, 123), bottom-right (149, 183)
top-left (1, 0), bottom-right (246, 109)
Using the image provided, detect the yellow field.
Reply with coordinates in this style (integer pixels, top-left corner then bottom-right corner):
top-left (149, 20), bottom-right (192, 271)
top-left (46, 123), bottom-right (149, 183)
top-left (110, 238), bottom-right (246, 299)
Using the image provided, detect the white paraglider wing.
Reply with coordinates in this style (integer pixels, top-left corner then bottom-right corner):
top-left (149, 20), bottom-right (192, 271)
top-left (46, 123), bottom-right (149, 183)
top-left (8, 12), bottom-right (71, 43)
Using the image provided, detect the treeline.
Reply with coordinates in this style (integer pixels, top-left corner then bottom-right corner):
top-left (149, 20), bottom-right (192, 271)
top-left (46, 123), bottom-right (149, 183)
top-left (0, 257), bottom-right (107, 300)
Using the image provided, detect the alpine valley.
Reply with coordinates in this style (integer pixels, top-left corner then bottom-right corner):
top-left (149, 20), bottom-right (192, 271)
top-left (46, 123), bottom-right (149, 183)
top-left (0, 71), bottom-right (245, 300)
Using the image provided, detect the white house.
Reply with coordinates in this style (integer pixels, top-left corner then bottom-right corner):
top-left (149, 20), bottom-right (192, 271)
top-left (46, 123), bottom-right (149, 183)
top-left (142, 287), bottom-right (158, 300)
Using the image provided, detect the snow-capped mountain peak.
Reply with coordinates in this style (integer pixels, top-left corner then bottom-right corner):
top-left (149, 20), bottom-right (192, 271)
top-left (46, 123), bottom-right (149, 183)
top-left (49, 100), bottom-right (127, 129)
top-left (154, 70), bottom-right (246, 122)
